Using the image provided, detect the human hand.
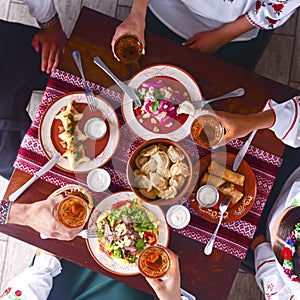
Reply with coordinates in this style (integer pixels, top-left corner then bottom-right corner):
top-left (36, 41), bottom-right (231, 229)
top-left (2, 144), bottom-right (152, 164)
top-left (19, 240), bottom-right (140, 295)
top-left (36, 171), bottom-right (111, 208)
top-left (31, 20), bottom-right (67, 74)
top-left (111, 12), bottom-right (146, 59)
top-left (184, 30), bottom-right (225, 54)
top-left (18, 195), bottom-right (84, 240)
top-left (213, 111), bottom-right (254, 145)
top-left (145, 249), bottom-right (181, 300)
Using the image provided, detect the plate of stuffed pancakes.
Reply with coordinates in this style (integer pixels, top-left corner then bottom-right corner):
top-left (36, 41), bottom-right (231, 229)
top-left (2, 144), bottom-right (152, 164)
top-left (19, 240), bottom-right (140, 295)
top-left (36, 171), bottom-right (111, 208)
top-left (188, 152), bottom-right (257, 223)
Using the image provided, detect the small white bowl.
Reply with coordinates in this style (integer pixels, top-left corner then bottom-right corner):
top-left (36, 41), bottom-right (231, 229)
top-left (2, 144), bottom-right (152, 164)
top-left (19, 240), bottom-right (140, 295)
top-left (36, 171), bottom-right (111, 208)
top-left (87, 168), bottom-right (111, 192)
top-left (196, 184), bottom-right (219, 208)
top-left (166, 205), bottom-right (191, 229)
top-left (84, 118), bottom-right (107, 140)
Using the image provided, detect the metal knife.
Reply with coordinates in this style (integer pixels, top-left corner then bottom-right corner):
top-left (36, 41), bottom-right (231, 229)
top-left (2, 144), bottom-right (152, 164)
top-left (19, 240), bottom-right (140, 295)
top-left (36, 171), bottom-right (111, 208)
top-left (232, 130), bottom-right (257, 171)
top-left (93, 56), bottom-right (141, 106)
top-left (9, 152), bottom-right (61, 202)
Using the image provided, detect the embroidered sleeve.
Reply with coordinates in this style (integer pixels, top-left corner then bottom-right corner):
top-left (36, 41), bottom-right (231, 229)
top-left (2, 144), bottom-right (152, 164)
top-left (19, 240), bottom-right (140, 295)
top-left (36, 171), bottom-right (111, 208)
top-left (21, 0), bottom-right (57, 24)
top-left (246, 0), bottom-right (299, 30)
top-left (254, 242), bottom-right (292, 298)
top-left (0, 254), bottom-right (61, 300)
top-left (263, 96), bottom-right (300, 148)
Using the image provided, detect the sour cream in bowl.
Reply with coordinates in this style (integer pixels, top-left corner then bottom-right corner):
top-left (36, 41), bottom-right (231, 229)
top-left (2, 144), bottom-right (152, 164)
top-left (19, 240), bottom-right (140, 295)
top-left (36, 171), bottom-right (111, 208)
top-left (166, 205), bottom-right (190, 229)
top-left (84, 118), bottom-right (107, 140)
top-left (87, 168), bottom-right (111, 192)
top-left (196, 184), bottom-right (219, 208)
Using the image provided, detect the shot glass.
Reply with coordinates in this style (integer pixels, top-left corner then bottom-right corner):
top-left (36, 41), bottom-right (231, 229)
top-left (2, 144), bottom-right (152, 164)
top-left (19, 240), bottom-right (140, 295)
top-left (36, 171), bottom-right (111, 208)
top-left (138, 245), bottom-right (170, 279)
top-left (190, 113), bottom-right (224, 149)
top-left (56, 195), bottom-right (89, 228)
top-left (114, 34), bottom-right (143, 64)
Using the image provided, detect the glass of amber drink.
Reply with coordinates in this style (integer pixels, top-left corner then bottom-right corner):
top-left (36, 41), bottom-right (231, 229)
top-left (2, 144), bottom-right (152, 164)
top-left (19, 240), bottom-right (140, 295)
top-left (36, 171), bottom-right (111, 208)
top-left (191, 113), bottom-right (224, 149)
top-left (114, 34), bottom-right (143, 64)
top-left (138, 245), bottom-right (170, 279)
top-left (56, 195), bottom-right (89, 228)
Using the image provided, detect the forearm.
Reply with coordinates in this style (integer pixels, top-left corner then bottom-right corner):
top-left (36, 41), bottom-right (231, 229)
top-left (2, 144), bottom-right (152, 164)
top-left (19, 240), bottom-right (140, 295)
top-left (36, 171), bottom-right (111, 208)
top-left (131, 0), bottom-right (150, 19)
top-left (215, 15), bottom-right (256, 44)
top-left (7, 202), bottom-right (31, 226)
top-left (245, 109), bottom-right (275, 131)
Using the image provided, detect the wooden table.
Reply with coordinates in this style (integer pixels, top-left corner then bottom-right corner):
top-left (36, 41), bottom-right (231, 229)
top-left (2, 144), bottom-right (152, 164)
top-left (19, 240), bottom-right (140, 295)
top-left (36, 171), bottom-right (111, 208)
top-left (2, 7), bottom-right (299, 300)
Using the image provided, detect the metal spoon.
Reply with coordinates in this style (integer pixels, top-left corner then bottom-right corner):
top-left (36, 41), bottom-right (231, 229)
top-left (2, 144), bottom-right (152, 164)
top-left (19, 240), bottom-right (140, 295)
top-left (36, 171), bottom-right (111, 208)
top-left (177, 88), bottom-right (245, 115)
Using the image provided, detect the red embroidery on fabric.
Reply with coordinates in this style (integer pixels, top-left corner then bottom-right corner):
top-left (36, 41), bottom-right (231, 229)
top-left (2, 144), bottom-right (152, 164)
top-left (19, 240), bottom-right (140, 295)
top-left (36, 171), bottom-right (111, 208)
top-left (257, 259), bottom-right (276, 271)
top-left (266, 17), bottom-right (278, 28)
top-left (282, 98), bottom-right (298, 140)
top-left (0, 287), bottom-right (11, 297)
top-left (272, 3), bottom-right (284, 11)
top-left (15, 290), bottom-right (22, 297)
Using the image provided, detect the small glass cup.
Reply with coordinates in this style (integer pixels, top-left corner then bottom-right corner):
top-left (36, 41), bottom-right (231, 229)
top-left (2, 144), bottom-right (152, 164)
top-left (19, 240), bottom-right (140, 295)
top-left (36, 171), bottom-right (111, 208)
top-left (138, 245), bottom-right (170, 279)
top-left (191, 113), bottom-right (224, 149)
top-left (114, 34), bottom-right (143, 64)
top-left (56, 195), bottom-right (89, 228)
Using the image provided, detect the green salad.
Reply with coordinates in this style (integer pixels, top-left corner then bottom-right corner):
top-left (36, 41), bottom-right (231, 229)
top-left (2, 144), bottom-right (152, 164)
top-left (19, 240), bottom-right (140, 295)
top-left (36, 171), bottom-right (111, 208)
top-left (96, 198), bottom-right (159, 264)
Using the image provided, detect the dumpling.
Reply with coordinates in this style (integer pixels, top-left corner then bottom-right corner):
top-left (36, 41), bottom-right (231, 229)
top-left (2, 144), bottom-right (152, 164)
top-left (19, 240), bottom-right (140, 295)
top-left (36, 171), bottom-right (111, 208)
top-left (151, 151), bottom-right (170, 178)
top-left (167, 145), bottom-right (185, 163)
top-left (140, 144), bottom-right (159, 156)
top-left (139, 188), bottom-right (157, 200)
top-left (169, 174), bottom-right (185, 189)
top-left (134, 173), bottom-right (152, 191)
top-left (156, 186), bottom-right (177, 199)
top-left (135, 154), bottom-right (149, 170)
top-left (140, 158), bottom-right (157, 175)
top-left (149, 172), bottom-right (168, 191)
top-left (170, 161), bottom-right (189, 177)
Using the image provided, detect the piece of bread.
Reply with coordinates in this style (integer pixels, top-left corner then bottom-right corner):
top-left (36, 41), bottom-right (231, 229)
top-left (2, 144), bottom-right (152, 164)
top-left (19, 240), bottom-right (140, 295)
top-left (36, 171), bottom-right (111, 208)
top-left (208, 160), bottom-right (245, 186)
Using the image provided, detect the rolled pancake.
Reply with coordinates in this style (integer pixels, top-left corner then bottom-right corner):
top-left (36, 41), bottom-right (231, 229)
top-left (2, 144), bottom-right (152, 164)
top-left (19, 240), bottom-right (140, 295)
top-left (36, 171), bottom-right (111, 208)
top-left (200, 172), bottom-right (225, 188)
top-left (208, 160), bottom-right (245, 186)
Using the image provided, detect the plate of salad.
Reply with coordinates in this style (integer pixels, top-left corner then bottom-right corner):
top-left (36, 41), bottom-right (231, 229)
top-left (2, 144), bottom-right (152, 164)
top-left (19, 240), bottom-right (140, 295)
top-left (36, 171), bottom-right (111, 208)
top-left (86, 191), bottom-right (169, 275)
top-left (121, 64), bottom-right (202, 142)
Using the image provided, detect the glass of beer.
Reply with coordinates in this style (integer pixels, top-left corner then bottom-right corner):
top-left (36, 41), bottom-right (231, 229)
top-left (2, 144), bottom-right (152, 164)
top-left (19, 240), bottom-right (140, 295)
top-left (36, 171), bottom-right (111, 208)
top-left (56, 195), bottom-right (89, 228)
top-left (191, 113), bottom-right (224, 149)
top-left (138, 245), bottom-right (170, 279)
top-left (114, 34), bottom-right (143, 64)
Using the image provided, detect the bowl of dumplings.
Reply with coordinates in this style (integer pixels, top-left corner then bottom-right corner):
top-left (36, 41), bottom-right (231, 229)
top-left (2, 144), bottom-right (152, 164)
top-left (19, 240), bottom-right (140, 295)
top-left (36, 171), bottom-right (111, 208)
top-left (127, 138), bottom-right (193, 205)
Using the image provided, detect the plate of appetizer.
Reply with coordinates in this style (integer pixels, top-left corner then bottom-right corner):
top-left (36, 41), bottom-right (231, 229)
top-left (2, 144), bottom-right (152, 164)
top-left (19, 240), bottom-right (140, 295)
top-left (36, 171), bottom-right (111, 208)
top-left (122, 64), bottom-right (202, 141)
top-left (86, 191), bottom-right (169, 275)
top-left (39, 92), bottom-right (120, 172)
top-left (188, 152), bottom-right (257, 223)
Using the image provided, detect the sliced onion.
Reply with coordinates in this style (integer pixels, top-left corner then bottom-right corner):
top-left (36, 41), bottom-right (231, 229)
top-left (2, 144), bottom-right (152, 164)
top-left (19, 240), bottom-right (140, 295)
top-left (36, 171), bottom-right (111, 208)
top-left (141, 79), bottom-right (165, 89)
top-left (159, 99), bottom-right (174, 111)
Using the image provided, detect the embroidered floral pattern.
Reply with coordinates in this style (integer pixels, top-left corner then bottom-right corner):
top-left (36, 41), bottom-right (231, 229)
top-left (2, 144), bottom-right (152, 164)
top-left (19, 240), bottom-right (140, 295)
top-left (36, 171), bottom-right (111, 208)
top-left (0, 287), bottom-right (22, 300)
top-left (282, 221), bottom-right (300, 282)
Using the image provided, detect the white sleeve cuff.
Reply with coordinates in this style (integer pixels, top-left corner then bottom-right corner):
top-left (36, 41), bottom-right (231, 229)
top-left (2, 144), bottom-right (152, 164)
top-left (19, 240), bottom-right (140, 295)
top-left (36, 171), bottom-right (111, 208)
top-left (263, 97), bottom-right (300, 147)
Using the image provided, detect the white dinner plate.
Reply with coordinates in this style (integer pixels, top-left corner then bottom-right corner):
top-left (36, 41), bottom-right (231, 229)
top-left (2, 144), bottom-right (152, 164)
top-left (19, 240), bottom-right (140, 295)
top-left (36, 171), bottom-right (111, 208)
top-left (86, 191), bottom-right (170, 276)
top-left (39, 92), bottom-right (120, 173)
top-left (122, 64), bottom-right (202, 141)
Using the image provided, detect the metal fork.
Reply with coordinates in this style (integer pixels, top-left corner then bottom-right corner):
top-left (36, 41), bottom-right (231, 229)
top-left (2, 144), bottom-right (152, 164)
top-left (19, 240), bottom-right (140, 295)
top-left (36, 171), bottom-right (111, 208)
top-left (204, 196), bottom-right (232, 255)
top-left (77, 228), bottom-right (98, 238)
top-left (72, 50), bottom-right (97, 111)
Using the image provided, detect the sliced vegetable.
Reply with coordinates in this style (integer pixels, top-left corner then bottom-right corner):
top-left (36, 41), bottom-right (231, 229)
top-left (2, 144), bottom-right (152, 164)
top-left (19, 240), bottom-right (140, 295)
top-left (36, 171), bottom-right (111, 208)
top-left (144, 231), bottom-right (157, 246)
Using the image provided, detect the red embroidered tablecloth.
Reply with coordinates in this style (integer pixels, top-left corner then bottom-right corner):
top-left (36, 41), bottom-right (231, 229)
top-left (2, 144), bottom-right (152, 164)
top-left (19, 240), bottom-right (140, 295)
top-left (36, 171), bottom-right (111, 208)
top-left (14, 69), bottom-right (282, 260)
